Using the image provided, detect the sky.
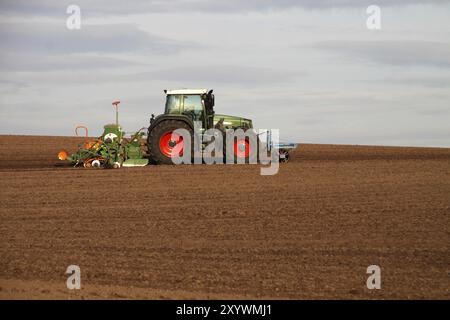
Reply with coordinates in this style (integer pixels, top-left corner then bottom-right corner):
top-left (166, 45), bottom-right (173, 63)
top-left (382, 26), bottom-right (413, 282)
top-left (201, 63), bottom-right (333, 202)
top-left (0, 0), bottom-right (449, 147)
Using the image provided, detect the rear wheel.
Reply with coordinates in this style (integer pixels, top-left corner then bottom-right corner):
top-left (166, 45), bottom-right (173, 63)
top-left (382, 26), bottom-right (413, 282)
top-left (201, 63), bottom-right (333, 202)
top-left (222, 129), bottom-right (257, 164)
top-left (234, 138), bottom-right (251, 159)
top-left (147, 120), bottom-right (193, 165)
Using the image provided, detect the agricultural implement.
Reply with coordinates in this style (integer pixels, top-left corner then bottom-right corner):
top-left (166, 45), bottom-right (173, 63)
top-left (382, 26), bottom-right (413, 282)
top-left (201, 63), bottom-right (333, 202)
top-left (58, 89), bottom-right (297, 168)
top-left (58, 101), bottom-right (148, 168)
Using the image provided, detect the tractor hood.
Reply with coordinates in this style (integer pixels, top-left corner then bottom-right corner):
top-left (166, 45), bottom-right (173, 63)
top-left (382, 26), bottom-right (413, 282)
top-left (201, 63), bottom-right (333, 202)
top-left (213, 114), bottom-right (253, 129)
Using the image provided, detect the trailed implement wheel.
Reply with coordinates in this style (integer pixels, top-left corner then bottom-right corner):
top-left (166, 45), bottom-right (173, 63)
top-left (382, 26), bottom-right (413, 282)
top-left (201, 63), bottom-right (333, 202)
top-left (92, 160), bottom-right (101, 168)
top-left (83, 158), bottom-right (104, 168)
top-left (279, 150), bottom-right (290, 163)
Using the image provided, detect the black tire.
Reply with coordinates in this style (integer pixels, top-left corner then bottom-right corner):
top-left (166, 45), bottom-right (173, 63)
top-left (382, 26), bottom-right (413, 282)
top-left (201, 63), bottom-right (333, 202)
top-left (279, 150), bottom-right (290, 163)
top-left (147, 120), bottom-right (193, 165)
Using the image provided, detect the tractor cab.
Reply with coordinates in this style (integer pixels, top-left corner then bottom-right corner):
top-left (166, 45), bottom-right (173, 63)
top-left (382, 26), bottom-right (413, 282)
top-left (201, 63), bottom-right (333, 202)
top-left (164, 89), bottom-right (215, 129)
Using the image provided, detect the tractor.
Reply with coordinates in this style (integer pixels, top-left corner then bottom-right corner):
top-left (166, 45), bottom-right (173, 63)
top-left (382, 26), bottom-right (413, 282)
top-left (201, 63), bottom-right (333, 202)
top-left (147, 89), bottom-right (253, 164)
top-left (146, 88), bottom-right (295, 164)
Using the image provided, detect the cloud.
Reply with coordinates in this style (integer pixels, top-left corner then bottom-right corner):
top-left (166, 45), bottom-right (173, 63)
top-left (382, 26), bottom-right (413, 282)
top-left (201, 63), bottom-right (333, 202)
top-left (0, 22), bottom-right (188, 55)
top-left (1, 0), bottom-right (448, 16)
top-left (379, 76), bottom-right (450, 89)
top-left (0, 2), bottom-right (449, 147)
top-left (129, 65), bottom-right (305, 85)
top-left (0, 22), bottom-right (195, 72)
top-left (0, 53), bottom-right (139, 71)
top-left (314, 40), bottom-right (450, 68)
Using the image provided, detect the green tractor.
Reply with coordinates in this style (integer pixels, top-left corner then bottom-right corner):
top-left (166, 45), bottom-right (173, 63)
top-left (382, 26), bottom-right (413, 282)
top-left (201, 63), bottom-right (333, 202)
top-left (147, 89), bottom-right (256, 164)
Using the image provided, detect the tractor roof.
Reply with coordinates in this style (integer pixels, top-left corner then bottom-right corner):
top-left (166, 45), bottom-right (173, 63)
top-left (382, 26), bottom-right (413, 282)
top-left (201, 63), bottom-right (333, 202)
top-left (165, 88), bottom-right (209, 95)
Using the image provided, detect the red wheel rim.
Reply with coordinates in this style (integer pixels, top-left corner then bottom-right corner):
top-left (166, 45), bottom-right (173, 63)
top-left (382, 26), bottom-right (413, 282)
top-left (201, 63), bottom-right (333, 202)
top-left (234, 139), bottom-right (251, 158)
top-left (159, 131), bottom-right (184, 158)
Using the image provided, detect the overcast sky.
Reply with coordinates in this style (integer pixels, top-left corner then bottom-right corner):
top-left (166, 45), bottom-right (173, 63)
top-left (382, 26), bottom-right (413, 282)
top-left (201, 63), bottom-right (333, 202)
top-left (0, 0), bottom-right (449, 146)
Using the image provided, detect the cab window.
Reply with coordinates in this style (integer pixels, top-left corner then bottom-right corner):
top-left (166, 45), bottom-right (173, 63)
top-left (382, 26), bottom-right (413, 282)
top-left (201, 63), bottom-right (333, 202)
top-left (182, 95), bottom-right (204, 120)
top-left (165, 95), bottom-right (181, 114)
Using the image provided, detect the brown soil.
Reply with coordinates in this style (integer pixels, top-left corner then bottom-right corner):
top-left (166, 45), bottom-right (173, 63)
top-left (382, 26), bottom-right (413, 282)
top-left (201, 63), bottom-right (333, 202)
top-left (0, 135), bottom-right (449, 299)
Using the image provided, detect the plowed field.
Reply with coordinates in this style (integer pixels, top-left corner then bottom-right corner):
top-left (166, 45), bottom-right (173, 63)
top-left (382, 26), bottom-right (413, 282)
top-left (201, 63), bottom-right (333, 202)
top-left (0, 135), bottom-right (449, 299)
